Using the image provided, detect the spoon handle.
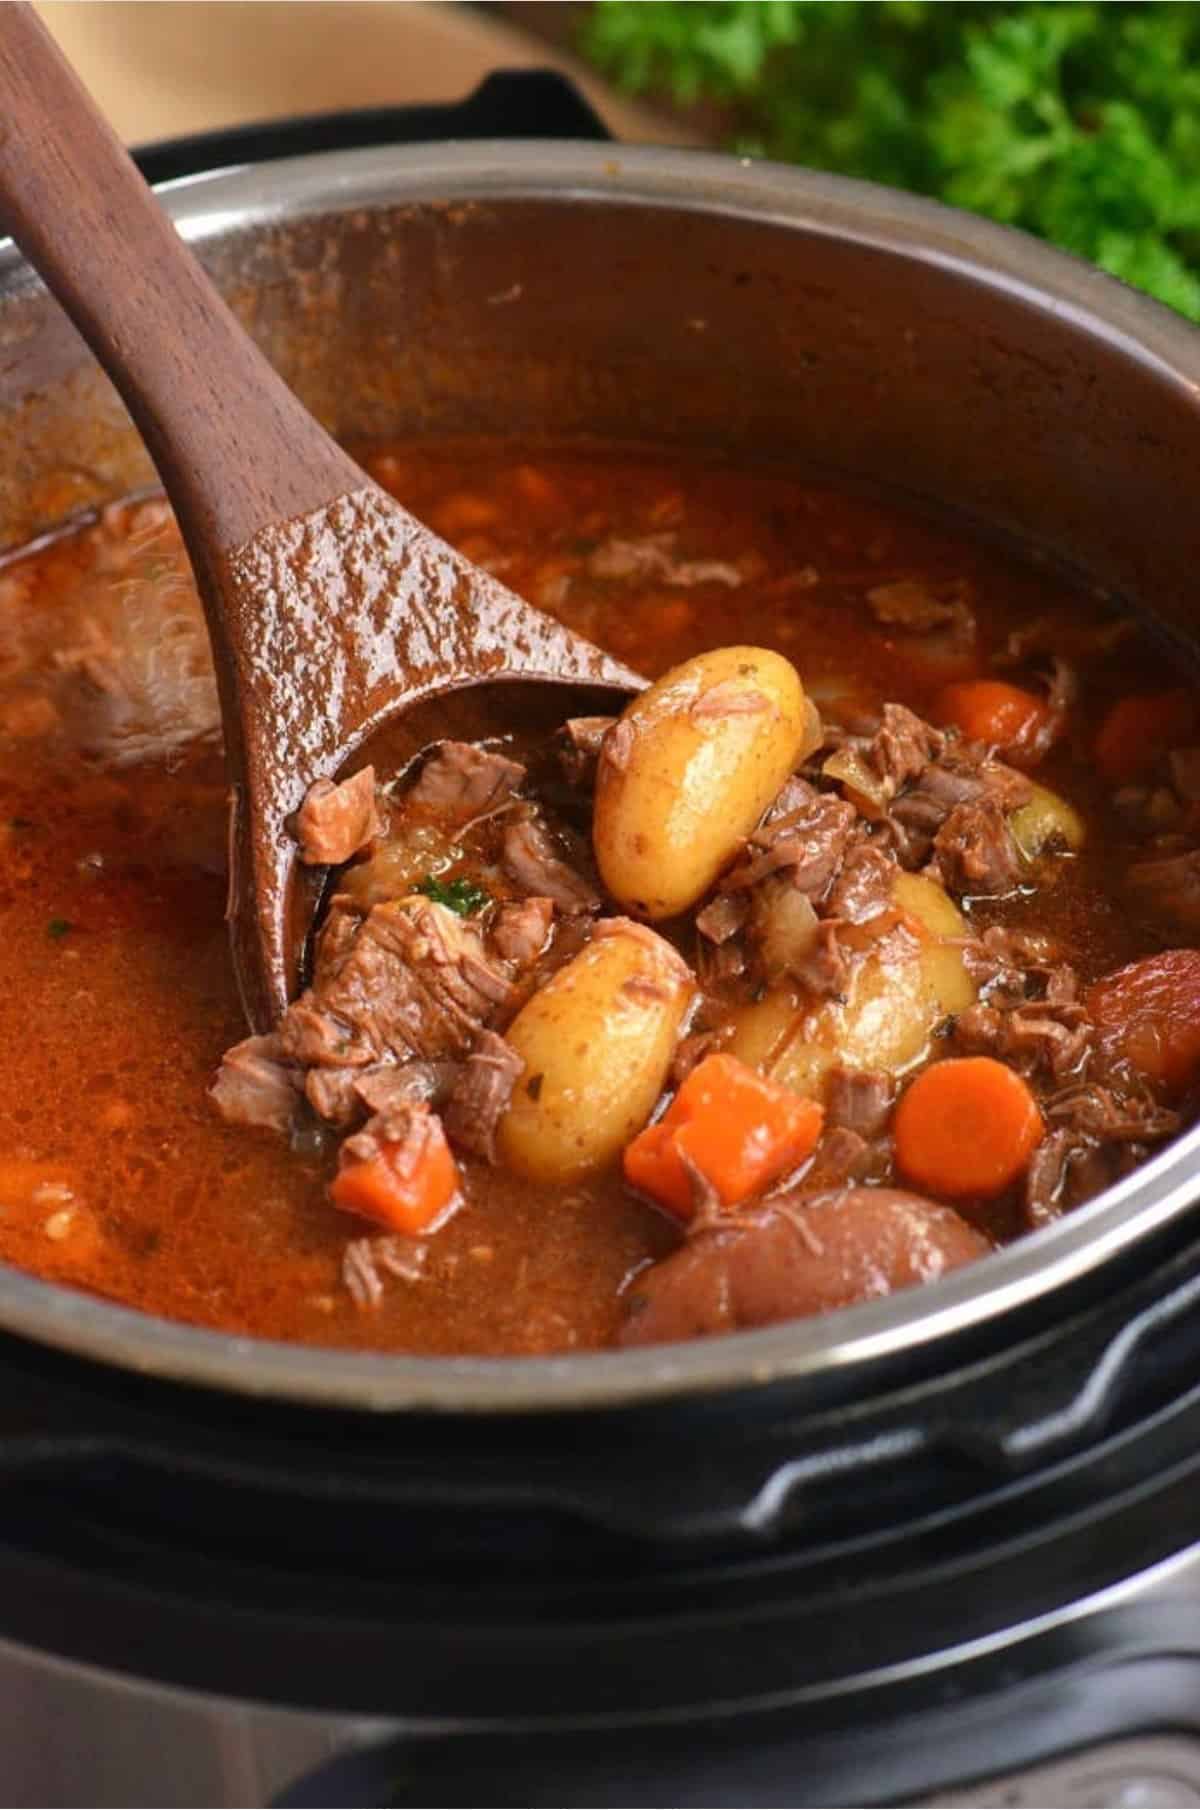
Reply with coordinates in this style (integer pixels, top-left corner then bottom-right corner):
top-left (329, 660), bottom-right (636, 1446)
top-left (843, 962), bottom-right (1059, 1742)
top-left (0, 2), bottom-right (362, 559)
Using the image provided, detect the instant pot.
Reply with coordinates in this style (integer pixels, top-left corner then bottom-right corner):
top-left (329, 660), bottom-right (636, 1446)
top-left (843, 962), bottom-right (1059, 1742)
top-left (3, 73), bottom-right (1200, 1808)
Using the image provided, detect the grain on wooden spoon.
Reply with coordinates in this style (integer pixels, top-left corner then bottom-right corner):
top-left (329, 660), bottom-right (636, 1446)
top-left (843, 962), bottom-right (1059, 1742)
top-left (0, 2), bottom-right (636, 1027)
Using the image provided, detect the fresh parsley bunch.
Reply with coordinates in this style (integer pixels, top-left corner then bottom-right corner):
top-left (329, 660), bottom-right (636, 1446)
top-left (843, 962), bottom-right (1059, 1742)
top-left (584, 1), bottom-right (1200, 320)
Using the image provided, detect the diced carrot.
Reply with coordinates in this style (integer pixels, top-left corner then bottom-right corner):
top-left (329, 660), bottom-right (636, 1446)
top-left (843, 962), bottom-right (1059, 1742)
top-left (623, 1052), bottom-right (824, 1223)
top-left (935, 679), bottom-right (1053, 762)
top-left (1094, 689), bottom-right (1197, 785)
top-left (1087, 948), bottom-right (1200, 1097)
top-left (330, 1112), bottom-right (460, 1236)
top-left (893, 1056), bottom-right (1043, 1199)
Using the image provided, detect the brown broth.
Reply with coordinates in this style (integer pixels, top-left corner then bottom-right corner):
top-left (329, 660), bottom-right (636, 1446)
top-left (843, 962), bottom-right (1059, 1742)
top-left (0, 442), bottom-right (1183, 1353)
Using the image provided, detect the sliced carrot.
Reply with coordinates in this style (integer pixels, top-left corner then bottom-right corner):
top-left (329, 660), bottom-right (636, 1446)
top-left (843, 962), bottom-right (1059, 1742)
top-left (330, 1111), bottom-right (460, 1235)
top-left (893, 1056), bottom-right (1043, 1199)
top-left (935, 679), bottom-right (1053, 762)
top-left (1094, 689), bottom-right (1197, 785)
top-left (1087, 948), bottom-right (1200, 1097)
top-left (623, 1052), bottom-right (824, 1223)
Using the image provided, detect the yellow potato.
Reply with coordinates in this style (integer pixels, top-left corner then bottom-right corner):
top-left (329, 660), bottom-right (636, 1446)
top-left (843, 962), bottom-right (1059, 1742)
top-left (722, 872), bottom-right (975, 1096)
top-left (593, 647), bottom-right (817, 919)
top-left (496, 920), bottom-right (695, 1185)
top-left (1010, 781), bottom-right (1086, 861)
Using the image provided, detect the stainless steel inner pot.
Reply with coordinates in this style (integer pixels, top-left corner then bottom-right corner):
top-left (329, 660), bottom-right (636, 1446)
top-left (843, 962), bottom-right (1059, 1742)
top-left (2, 141), bottom-right (1199, 1414)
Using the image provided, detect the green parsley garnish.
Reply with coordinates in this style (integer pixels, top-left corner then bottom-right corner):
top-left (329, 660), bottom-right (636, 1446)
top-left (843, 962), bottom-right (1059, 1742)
top-left (584, 1), bottom-right (1200, 321)
top-left (47, 917), bottom-right (72, 940)
top-left (415, 875), bottom-right (491, 918)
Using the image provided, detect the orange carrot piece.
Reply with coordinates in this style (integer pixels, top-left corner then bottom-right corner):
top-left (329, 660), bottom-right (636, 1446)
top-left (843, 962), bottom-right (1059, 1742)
top-left (1087, 949), bottom-right (1200, 1097)
top-left (623, 1052), bottom-right (824, 1223)
top-left (935, 679), bottom-right (1052, 761)
top-left (1094, 689), bottom-right (1197, 785)
top-left (893, 1056), bottom-right (1043, 1199)
top-left (330, 1113), bottom-right (460, 1235)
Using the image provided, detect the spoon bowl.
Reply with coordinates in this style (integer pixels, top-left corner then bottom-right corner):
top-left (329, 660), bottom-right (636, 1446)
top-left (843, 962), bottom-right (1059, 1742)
top-left (0, 3), bottom-right (637, 1026)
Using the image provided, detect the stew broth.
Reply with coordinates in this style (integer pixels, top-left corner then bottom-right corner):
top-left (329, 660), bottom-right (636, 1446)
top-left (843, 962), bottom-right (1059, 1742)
top-left (0, 443), bottom-right (1185, 1353)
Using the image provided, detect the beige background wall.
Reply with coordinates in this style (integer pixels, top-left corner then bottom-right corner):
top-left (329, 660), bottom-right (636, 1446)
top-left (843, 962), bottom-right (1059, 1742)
top-left (34, 1), bottom-right (688, 146)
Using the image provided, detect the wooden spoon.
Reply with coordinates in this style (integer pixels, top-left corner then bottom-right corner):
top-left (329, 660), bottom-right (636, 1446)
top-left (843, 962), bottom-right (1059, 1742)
top-left (0, 3), bottom-right (636, 1027)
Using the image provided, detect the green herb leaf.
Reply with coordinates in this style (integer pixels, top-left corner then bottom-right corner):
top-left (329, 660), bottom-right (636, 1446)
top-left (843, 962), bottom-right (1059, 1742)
top-left (47, 917), bottom-right (72, 940)
top-left (415, 874), bottom-right (492, 917)
top-left (583, 1), bottom-right (1200, 321)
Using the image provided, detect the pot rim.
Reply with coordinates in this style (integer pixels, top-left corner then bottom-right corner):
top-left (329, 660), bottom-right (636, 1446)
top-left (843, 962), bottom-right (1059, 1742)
top-left (4, 138), bottom-right (1200, 1414)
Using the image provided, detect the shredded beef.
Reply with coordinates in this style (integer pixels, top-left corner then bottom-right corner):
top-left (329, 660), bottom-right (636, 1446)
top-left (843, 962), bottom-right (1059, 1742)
top-left (960, 926), bottom-right (1063, 996)
top-left (825, 841), bottom-right (895, 922)
top-left (557, 717), bottom-right (616, 789)
top-left (278, 897), bottom-right (514, 1071)
top-left (342, 1235), bottom-right (429, 1309)
top-left (825, 1066), bottom-right (896, 1137)
top-left (443, 1032), bottom-right (523, 1164)
top-left (1044, 1080), bottom-right (1179, 1144)
top-left (296, 768), bottom-right (382, 866)
top-left (933, 798), bottom-right (1023, 896)
top-left (407, 742), bottom-right (525, 825)
top-left (211, 1033), bottom-right (301, 1134)
top-left (304, 1066), bottom-right (364, 1127)
top-left (502, 814), bottom-right (600, 913)
top-left (1024, 1129), bottom-right (1076, 1226)
top-left (1126, 847), bottom-right (1200, 934)
top-left (885, 746), bottom-right (1030, 871)
top-left (353, 1061), bottom-right (457, 1116)
top-left (721, 778), bottom-right (856, 897)
top-left (491, 896), bottom-right (554, 965)
top-left (867, 703), bottom-right (945, 795)
top-left (954, 993), bottom-right (1091, 1084)
top-left (586, 532), bottom-right (743, 589)
top-left (866, 577), bottom-right (975, 643)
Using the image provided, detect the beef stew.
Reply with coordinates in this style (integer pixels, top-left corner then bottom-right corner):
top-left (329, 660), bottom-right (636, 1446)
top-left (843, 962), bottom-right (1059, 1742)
top-left (1, 443), bottom-right (1196, 1353)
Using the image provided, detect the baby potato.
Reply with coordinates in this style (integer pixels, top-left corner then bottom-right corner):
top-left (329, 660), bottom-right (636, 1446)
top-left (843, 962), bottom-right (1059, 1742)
top-left (497, 920), bottom-right (695, 1185)
top-left (722, 872), bottom-right (976, 1096)
top-left (594, 647), bottom-right (817, 919)
top-left (1010, 781), bottom-right (1086, 861)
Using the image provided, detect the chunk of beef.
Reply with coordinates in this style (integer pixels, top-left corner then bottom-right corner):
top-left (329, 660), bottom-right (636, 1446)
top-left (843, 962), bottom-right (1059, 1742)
top-left (353, 1060), bottom-right (458, 1116)
top-left (342, 1235), bottom-right (429, 1310)
top-left (799, 1128), bottom-right (875, 1191)
top-left (791, 919), bottom-right (853, 997)
top-left (671, 1030), bottom-right (718, 1085)
top-left (557, 716), bottom-right (616, 790)
top-left (824, 1066), bottom-right (896, 1138)
top-left (586, 532), bottom-right (743, 588)
top-left (867, 703), bottom-right (945, 795)
top-left (865, 577), bottom-right (975, 643)
top-left (1126, 847), bottom-right (1200, 935)
top-left (443, 1031), bottom-right (523, 1163)
top-left (825, 840), bottom-right (895, 923)
top-left (304, 1066), bottom-right (363, 1127)
top-left (210, 1033), bottom-right (301, 1134)
top-left (491, 896), bottom-right (554, 965)
top-left (933, 799), bottom-right (1022, 896)
top-left (721, 778), bottom-right (857, 897)
top-left (619, 1188), bottom-right (989, 1345)
top-left (696, 893), bottom-right (749, 945)
top-left (278, 897), bottom-right (515, 1071)
top-left (311, 896), bottom-right (365, 989)
top-left (502, 814), bottom-right (600, 913)
top-left (886, 747), bottom-right (1030, 869)
top-left (407, 742), bottom-right (525, 825)
top-left (296, 768), bottom-right (383, 866)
